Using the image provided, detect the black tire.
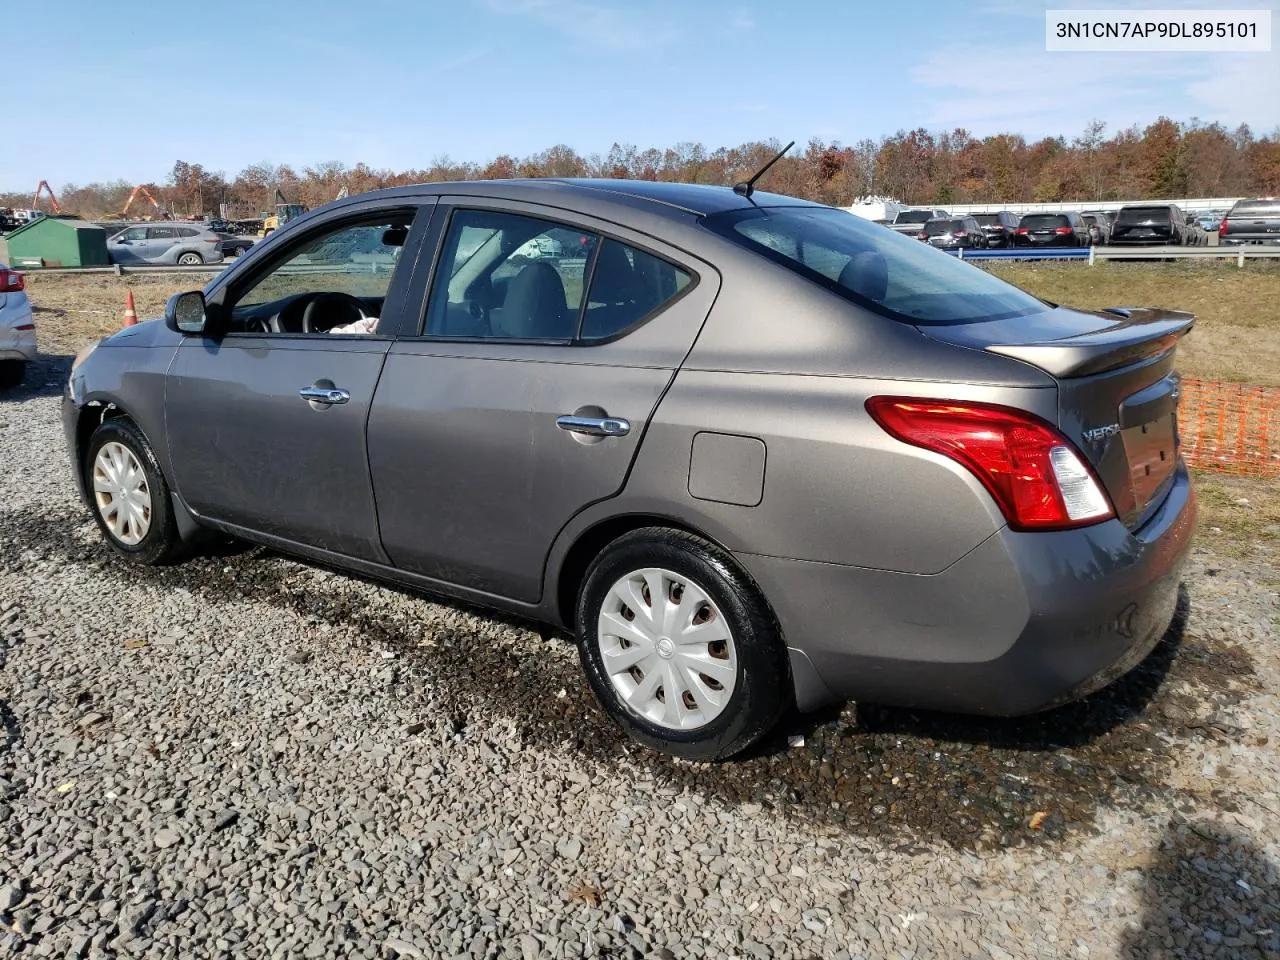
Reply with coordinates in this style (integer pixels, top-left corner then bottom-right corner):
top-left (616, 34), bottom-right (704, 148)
top-left (0, 360), bottom-right (25, 389)
top-left (575, 527), bottom-right (791, 761)
top-left (177, 252), bottom-right (203, 266)
top-left (84, 418), bottom-right (186, 565)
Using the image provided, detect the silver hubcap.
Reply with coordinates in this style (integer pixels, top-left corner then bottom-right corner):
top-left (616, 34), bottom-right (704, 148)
top-left (92, 442), bottom-right (151, 546)
top-left (597, 567), bottom-right (738, 731)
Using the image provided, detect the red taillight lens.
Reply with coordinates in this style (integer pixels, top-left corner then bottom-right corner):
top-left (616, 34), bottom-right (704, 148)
top-left (1014, 227), bottom-right (1029, 235)
top-left (866, 397), bottom-right (1115, 531)
top-left (1219, 219), bottom-right (1229, 236)
top-left (953, 230), bottom-right (968, 237)
top-left (0, 269), bottom-right (24, 291)
top-left (1054, 227), bottom-right (1073, 235)
top-left (916, 232), bottom-right (927, 240)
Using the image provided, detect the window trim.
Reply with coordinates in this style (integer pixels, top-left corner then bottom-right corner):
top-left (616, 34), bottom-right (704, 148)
top-left (412, 204), bottom-right (700, 346)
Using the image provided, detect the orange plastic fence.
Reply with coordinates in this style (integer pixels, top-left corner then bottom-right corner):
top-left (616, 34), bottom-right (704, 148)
top-left (1178, 377), bottom-right (1280, 478)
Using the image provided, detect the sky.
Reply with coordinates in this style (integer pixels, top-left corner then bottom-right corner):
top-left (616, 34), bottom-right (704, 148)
top-left (4, 0), bottom-right (1278, 190)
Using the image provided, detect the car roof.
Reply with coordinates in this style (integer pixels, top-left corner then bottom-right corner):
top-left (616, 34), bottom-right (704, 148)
top-left (356, 178), bottom-right (823, 218)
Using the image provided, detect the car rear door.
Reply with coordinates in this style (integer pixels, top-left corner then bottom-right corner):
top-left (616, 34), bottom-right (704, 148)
top-left (367, 197), bottom-right (719, 603)
top-left (165, 198), bottom-right (436, 560)
top-left (144, 226), bottom-right (177, 262)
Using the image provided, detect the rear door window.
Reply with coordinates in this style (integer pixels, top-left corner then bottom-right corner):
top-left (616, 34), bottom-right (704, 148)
top-left (704, 206), bottom-right (1043, 326)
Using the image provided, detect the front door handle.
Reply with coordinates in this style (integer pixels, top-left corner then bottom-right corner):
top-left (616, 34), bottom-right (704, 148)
top-left (299, 386), bottom-right (350, 405)
top-left (556, 415), bottom-right (630, 437)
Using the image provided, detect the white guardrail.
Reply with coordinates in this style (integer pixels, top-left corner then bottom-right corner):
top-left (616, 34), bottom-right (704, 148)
top-left (12, 245), bottom-right (1280, 277)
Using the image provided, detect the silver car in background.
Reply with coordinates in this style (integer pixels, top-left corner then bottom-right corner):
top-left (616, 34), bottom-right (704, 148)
top-left (64, 179), bottom-right (1196, 760)
top-left (107, 224), bottom-right (226, 266)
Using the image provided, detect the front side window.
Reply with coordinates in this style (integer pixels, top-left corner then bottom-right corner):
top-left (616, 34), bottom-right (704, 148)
top-left (425, 209), bottom-right (598, 340)
top-left (120, 227), bottom-right (147, 241)
top-left (228, 214), bottom-right (413, 333)
top-left (704, 206), bottom-right (1044, 326)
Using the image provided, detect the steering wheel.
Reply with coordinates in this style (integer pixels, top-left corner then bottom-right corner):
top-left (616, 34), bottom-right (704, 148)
top-left (301, 292), bottom-right (368, 333)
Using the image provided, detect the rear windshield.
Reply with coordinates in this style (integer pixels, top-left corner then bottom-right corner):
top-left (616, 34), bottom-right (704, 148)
top-left (703, 206), bottom-right (1044, 326)
top-left (973, 214), bottom-right (1000, 226)
top-left (1019, 214), bottom-right (1071, 229)
top-left (1229, 200), bottom-right (1280, 217)
top-left (923, 219), bottom-right (964, 235)
top-left (1117, 206), bottom-right (1173, 224)
top-left (894, 210), bottom-right (935, 224)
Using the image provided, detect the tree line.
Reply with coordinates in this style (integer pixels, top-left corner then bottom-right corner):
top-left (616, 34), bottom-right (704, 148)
top-left (6, 117), bottom-right (1279, 220)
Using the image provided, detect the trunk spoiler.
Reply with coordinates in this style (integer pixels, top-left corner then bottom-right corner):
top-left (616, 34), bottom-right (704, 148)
top-left (986, 308), bottom-right (1195, 378)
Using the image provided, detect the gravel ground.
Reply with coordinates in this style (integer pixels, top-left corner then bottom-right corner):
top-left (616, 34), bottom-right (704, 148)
top-left (1, 355), bottom-right (1278, 960)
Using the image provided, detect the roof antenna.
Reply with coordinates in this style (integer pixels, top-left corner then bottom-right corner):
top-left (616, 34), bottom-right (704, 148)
top-left (733, 140), bottom-right (796, 197)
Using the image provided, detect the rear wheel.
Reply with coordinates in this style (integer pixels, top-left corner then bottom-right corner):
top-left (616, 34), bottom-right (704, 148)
top-left (0, 360), bottom-right (24, 389)
top-left (85, 418), bottom-right (185, 565)
top-left (575, 528), bottom-right (791, 761)
top-left (177, 252), bottom-right (203, 266)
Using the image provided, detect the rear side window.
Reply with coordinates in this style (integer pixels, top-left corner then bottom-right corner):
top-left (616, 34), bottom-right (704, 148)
top-left (1019, 215), bottom-right (1071, 229)
top-left (148, 227), bottom-right (177, 239)
top-left (704, 206), bottom-right (1043, 326)
top-left (580, 239), bottom-right (691, 341)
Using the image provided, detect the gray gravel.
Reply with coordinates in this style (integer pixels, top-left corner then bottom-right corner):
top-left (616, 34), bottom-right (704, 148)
top-left (1, 356), bottom-right (1278, 959)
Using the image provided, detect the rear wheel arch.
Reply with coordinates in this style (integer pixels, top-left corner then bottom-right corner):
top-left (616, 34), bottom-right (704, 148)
top-left (554, 514), bottom-right (739, 631)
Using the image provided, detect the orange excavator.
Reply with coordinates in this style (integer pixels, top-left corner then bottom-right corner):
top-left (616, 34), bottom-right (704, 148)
top-left (116, 185), bottom-right (170, 221)
top-left (32, 180), bottom-right (64, 215)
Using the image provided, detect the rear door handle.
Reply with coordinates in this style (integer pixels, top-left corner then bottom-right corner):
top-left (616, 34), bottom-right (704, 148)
top-left (556, 415), bottom-right (630, 437)
top-left (299, 386), bottom-right (350, 405)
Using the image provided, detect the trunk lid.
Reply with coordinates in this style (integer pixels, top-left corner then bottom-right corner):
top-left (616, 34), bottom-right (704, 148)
top-left (918, 305), bottom-right (1195, 528)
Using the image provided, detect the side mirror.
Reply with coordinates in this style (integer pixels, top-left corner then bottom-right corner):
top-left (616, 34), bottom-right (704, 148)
top-left (115, 238), bottom-right (129, 244)
top-left (165, 291), bottom-right (207, 335)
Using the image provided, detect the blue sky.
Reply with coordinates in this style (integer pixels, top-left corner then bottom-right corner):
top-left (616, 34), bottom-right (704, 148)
top-left (5, 0), bottom-right (1277, 190)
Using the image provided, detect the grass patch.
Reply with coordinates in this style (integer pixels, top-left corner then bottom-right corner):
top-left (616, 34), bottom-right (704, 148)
top-left (1191, 471), bottom-right (1280, 564)
top-left (986, 261), bottom-right (1280, 387)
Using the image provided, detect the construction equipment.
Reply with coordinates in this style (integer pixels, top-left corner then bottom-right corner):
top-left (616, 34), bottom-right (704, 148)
top-left (32, 181), bottom-right (63, 215)
top-left (258, 189), bottom-right (308, 237)
top-left (116, 186), bottom-right (170, 221)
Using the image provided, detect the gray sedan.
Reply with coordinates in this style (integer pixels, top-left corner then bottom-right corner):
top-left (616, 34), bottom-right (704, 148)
top-left (107, 224), bottom-right (226, 266)
top-left (63, 179), bottom-right (1195, 760)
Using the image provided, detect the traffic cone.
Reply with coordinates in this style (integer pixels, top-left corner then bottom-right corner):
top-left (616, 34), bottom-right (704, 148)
top-left (123, 290), bottom-right (138, 327)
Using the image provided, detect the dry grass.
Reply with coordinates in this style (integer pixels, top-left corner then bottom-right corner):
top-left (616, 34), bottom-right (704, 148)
top-left (986, 261), bottom-right (1280, 387)
top-left (24, 272), bottom-right (214, 356)
top-left (1192, 472), bottom-right (1280, 567)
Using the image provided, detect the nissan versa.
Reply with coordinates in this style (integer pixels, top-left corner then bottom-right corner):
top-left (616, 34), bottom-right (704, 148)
top-left (63, 179), bottom-right (1196, 760)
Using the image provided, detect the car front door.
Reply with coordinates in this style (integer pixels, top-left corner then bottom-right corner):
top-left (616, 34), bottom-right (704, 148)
top-left (110, 226), bottom-right (148, 263)
top-left (164, 199), bottom-right (435, 561)
top-left (367, 199), bottom-right (718, 603)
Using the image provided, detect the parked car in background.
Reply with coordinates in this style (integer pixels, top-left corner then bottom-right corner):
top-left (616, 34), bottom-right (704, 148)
top-left (1218, 198), bottom-right (1280, 246)
top-left (1013, 212), bottom-right (1090, 247)
top-left (217, 233), bottom-right (255, 258)
top-left (1109, 204), bottom-right (1190, 246)
top-left (972, 211), bottom-right (1020, 247)
top-left (919, 216), bottom-right (988, 249)
top-left (1080, 213), bottom-right (1110, 246)
top-left (888, 208), bottom-right (949, 237)
top-left (0, 264), bottom-right (35, 388)
top-left (63, 178), bottom-right (1196, 760)
top-left (107, 225), bottom-right (226, 266)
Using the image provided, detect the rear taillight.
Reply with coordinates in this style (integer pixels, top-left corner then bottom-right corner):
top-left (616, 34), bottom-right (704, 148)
top-left (1014, 227), bottom-right (1029, 235)
top-left (206, 237), bottom-right (221, 245)
top-left (0, 269), bottom-right (24, 291)
top-left (992, 225), bottom-right (1005, 231)
top-left (954, 230), bottom-right (968, 237)
top-left (916, 232), bottom-right (928, 240)
top-left (866, 397), bottom-right (1114, 531)
top-left (1219, 219), bottom-right (1229, 236)
top-left (1054, 227), bottom-right (1073, 235)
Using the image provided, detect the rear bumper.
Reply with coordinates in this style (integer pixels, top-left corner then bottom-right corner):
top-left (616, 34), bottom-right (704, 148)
top-left (0, 304), bottom-right (36, 362)
top-left (738, 463), bottom-right (1196, 715)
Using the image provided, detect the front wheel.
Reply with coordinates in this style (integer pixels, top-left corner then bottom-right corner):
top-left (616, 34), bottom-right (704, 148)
top-left (575, 528), bottom-right (791, 761)
top-left (85, 418), bottom-right (186, 565)
top-left (177, 252), bottom-right (203, 265)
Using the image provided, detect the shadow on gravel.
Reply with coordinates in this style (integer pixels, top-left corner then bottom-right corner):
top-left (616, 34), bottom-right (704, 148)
top-left (0, 354), bottom-right (71, 402)
top-left (1121, 818), bottom-right (1280, 958)
top-left (0, 505), bottom-right (1260, 851)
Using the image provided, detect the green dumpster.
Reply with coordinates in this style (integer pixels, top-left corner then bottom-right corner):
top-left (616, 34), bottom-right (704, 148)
top-left (4, 216), bottom-right (109, 268)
